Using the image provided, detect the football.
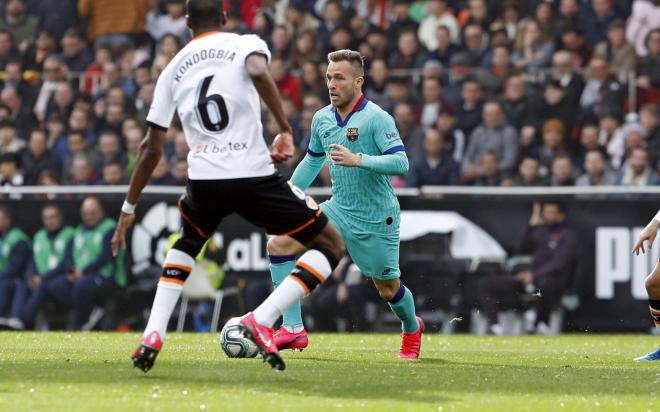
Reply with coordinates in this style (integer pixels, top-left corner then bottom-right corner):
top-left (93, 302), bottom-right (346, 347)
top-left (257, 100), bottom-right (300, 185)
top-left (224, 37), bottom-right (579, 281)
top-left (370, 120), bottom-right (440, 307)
top-left (219, 317), bottom-right (259, 358)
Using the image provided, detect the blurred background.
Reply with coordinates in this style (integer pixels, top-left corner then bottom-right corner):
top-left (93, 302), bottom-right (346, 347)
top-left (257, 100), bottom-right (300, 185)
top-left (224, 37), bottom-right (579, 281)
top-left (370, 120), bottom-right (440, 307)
top-left (0, 0), bottom-right (659, 336)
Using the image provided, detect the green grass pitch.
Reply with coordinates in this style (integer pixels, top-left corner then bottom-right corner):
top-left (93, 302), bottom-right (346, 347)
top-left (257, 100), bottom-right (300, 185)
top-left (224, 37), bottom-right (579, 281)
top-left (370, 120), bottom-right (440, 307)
top-left (0, 333), bottom-right (658, 411)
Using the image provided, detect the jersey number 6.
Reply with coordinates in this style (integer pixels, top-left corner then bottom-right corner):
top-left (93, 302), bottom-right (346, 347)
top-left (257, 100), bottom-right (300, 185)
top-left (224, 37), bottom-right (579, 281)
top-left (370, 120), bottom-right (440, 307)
top-left (195, 75), bottom-right (229, 133)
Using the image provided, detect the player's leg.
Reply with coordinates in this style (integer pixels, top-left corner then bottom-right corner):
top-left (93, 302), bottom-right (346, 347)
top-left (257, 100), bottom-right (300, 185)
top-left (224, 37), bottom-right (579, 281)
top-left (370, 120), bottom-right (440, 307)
top-left (350, 231), bottom-right (423, 358)
top-left (635, 259), bottom-right (660, 361)
top-left (266, 235), bottom-right (308, 349)
top-left (133, 183), bottom-right (227, 372)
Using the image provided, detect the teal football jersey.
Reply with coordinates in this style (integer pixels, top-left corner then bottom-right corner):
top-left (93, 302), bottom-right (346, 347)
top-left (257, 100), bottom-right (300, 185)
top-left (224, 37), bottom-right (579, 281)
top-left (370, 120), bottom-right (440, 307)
top-left (307, 96), bottom-right (405, 230)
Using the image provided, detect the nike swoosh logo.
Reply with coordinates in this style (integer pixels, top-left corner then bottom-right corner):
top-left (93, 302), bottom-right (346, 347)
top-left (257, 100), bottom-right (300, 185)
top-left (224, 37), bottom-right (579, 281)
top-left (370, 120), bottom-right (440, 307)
top-left (256, 329), bottom-right (272, 347)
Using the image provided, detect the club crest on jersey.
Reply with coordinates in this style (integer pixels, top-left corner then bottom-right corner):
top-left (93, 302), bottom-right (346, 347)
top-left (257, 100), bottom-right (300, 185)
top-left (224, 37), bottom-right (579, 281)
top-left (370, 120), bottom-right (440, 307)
top-left (346, 128), bottom-right (359, 142)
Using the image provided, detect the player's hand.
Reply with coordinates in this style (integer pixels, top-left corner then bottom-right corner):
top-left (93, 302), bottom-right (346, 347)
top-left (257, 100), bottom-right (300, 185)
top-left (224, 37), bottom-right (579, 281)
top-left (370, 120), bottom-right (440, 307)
top-left (112, 212), bottom-right (136, 257)
top-left (633, 219), bottom-right (660, 255)
top-left (329, 144), bottom-right (361, 167)
top-left (271, 132), bottom-right (294, 163)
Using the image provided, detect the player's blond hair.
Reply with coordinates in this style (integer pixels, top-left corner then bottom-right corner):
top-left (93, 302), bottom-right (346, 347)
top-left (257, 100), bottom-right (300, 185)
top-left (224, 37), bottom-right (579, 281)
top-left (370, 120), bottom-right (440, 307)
top-left (327, 49), bottom-right (364, 77)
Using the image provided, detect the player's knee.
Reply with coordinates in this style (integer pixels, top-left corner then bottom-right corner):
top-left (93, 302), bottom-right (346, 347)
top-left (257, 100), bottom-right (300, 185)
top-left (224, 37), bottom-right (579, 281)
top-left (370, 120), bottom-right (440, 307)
top-left (266, 236), bottom-right (294, 256)
top-left (645, 275), bottom-right (660, 297)
top-left (375, 283), bottom-right (399, 301)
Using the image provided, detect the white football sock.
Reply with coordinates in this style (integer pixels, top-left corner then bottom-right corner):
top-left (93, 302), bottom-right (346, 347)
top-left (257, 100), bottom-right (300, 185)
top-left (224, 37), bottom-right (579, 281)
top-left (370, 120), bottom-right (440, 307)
top-left (143, 249), bottom-right (195, 339)
top-left (253, 250), bottom-right (332, 327)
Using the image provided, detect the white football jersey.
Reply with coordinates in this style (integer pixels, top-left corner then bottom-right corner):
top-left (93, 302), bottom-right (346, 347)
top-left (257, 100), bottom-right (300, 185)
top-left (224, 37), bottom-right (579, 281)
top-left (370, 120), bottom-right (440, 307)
top-left (147, 31), bottom-right (274, 180)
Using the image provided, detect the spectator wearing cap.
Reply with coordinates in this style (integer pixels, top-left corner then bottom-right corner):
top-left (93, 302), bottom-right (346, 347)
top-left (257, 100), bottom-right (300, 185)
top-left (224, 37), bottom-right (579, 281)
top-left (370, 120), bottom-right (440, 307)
top-left (462, 101), bottom-right (518, 182)
top-left (538, 119), bottom-right (567, 171)
top-left (59, 28), bottom-right (94, 73)
top-left (549, 154), bottom-right (575, 186)
top-left (512, 19), bottom-right (554, 70)
top-left (501, 75), bottom-right (530, 130)
top-left (0, 121), bottom-right (22, 154)
top-left (616, 147), bottom-right (660, 186)
top-left (576, 149), bottom-right (617, 186)
top-left (635, 28), bottom-right (660, 89)
top-left (388, 0), bottom-right (419, 47)
top-left (428, 25), bottom-right (460, 68)
top-left (455, 79), bottom-right (484, 137)
top-left (583, 0), bottom-right (619, 47)
top-left (147, 0), bottom-right (190, 45)
top-left (0, 0), bottom-right (36, 49)
top-left (593, 20), bottom-right (636, 83)
top-left (21, 129), bottom-right (59, 185)
top-left (510, 156), bottom-right (548, 186)
top-left (77, 0), bottom-right (148, 50)
top-left (442, 52), bottom-right (472, 106)
top-left (418, 0), bottom-right (459, 50)
top-left (406, 128), bottom-right (460, 187)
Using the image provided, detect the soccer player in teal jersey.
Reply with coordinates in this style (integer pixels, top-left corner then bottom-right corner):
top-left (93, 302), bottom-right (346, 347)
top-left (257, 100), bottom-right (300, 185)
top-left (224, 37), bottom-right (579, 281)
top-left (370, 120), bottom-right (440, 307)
top-left (267, 49), bottom-right (424, 358)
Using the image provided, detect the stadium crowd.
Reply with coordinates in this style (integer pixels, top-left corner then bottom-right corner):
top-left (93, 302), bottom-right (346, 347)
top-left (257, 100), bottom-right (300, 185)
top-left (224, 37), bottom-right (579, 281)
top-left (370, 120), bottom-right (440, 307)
top-left (0, 0), bottom-right (657, 190)
top-left (1, 0), bottom-right (652, 332)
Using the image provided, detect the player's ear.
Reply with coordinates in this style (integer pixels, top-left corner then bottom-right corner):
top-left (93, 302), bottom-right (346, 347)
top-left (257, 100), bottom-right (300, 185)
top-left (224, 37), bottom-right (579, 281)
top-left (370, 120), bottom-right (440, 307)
top-left (354, 76), bottom-right (364, 89)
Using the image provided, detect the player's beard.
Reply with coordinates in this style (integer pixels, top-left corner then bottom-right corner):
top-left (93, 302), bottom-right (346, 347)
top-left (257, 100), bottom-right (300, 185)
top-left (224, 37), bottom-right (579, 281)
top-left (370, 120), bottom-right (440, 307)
top-left (332, 89), bottom-right (356, 110)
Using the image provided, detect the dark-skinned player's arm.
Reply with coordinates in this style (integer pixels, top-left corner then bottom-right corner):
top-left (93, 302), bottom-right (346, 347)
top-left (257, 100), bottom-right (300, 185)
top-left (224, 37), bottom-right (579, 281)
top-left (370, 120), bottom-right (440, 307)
top-left (245, 52), bottom-right (294, 163)
top-left (111, 126), bottom-right (167, 256)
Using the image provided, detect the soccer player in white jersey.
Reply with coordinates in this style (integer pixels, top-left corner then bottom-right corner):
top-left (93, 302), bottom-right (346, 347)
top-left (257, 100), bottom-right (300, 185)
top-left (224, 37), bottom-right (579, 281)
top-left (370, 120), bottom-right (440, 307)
top-left (632, 210), bottom-right (660, 361)
top-left (111, 0), bottom-right (344, 372)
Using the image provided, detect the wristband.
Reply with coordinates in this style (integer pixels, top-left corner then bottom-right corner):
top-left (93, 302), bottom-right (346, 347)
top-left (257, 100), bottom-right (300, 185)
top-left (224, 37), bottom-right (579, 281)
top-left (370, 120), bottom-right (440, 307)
top-left (121, 200), bottom-right (136, 214)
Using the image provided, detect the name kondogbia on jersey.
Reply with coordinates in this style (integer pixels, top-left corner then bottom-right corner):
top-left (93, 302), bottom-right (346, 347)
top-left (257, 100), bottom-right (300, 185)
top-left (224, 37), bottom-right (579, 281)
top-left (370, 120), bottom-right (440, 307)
top-left (174, 48), bottom-right (236, 82)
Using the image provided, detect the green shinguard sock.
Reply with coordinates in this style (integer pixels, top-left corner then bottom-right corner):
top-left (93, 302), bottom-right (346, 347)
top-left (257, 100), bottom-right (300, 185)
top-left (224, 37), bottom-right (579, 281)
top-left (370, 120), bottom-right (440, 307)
top-left (269, 255), bottom-right (303, 329)
top-left (387, 282), bottom-right (419, 333)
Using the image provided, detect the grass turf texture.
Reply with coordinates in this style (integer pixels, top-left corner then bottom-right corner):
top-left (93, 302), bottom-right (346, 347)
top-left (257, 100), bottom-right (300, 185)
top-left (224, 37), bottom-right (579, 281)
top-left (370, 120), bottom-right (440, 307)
top-left (0, 333), bottom-right (658, 412)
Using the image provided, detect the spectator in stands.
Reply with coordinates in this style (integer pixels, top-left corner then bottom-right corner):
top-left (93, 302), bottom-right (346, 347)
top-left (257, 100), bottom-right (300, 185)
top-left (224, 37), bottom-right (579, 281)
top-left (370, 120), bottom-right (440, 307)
top-left (33, 55), bottom-right (66, 123)
top-left (435, 108), bottom-right (465, 163)
top-left (148, 156), bottom-right (176, 186)
top-left (479, 44), bottom-right (514, 96)
top-left (576, 150), bottom-right (617, 186)
top-left (3, 58), bottom-right (36, 105)
top-left (642, 104), bottom-right (660, 162)
top-left (147, 0), bottom-right (189, 44)
top-left (455, 79), bottom-right (484, 137)
top-left (460, 0), bottom-right (491, 32)
top-left (0, 120), bottom-right (23, 154)
top-left (556, 0), bottom-right (582, 37)
top-left (22, 29), bottom-right (56, 71)
top-left (20, 204), bottom-right (75, 329)
top-left (594, 20), bottom-right (636, 83)
top-left (550, 50), bottom-right (585, 111)
top-left (479, 201), bottom-right (577, 334)
top-left (406, 128), bottom-right (459, 187)
top-left (510, 156), bottom-right (549, 186)
top-left (538, 119), bottom-right (567, 170)
top-left (462, 101), bottom-right (518, 182)
top-left (417, 77), bottom-right (447, 129)
top-left (462, 24), bottom-right (489, 68)
top-left (636, 29), bottom-right (660, 89)
top-left (67, 153), bottom-right (97, 186)
top-left (388, 0), bottom-right (418, 46)
top-left (316, 0), bottom-right (344, 51)
top-left (0, 205), bottom-right (31, 329)
top-left (270, 55), bottom-right (301, 111)
top-left (573, 123), bottom-right (608, 172)
top-left (389, 29), bottom-right (427, 71)
top-left (426, 30), bottom-right (456, 71)
top-left (0, 150), bottom-right (23, 190)
top-left (300, 61), bottom-right (326, 103)
top-left (95, 130), bottom-right (124, 172)
top-left (393, 102), bottom-right (418, 155)
top-left (45, 82), bottom-right (75, 123)
top-left (25, 0), bottom-right (79, 41)
top-left (364, 59), bottom-right (393, 113)
top-left (584, 0), bottom-right (619, 47)
top-left (418, 0), bottom-right (459, 50)
top-left (626, 0), bottom-right (660, 56)
top-left (501, 75), bottom-right (530, 130)
top-left (44, 197), bottom-right (125, 329)
top-left (549, 154), bottom-right (576, 186)
top-left (469, 151), bottom-right (507, 186)
top-left (0, 28), bottom-right (18, 68)
top-left (77, 0), bottom-right (148, 49)
top-left (101, 160), bottom-right (126, 185)
top-left (580, 56), bottom-right (624, 120)
top-left (59, 28), bottom-right (93, 73)
top-left (616, 147), bottom-right (660, 185)
top-left (21, 129), bottom-right (59, 185)
top-left (513, 19), bottom-right (554, 69)
top-left (528, 80), bottom-right (576, 136)
top-left (173, 158), bottom-right (187, 185)
top-left (1, 86), bottom-right (36, 139)
top-left (0, 0), bottom-right (36, 50)
top-left (284, 1), bottom-right (319, 40)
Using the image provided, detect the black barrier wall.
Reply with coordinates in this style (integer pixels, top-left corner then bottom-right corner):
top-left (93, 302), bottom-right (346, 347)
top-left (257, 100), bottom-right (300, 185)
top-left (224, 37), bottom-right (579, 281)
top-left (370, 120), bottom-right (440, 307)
top-left (4, 192), bottom-right (659, 332)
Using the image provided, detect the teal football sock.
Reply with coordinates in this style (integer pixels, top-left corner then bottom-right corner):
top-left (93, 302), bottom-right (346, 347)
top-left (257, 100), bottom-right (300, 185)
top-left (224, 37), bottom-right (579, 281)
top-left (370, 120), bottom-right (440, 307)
top-left (269, 256), bottom-right (303, 328)
top-left (387, 283), bottom-right (419, 333)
